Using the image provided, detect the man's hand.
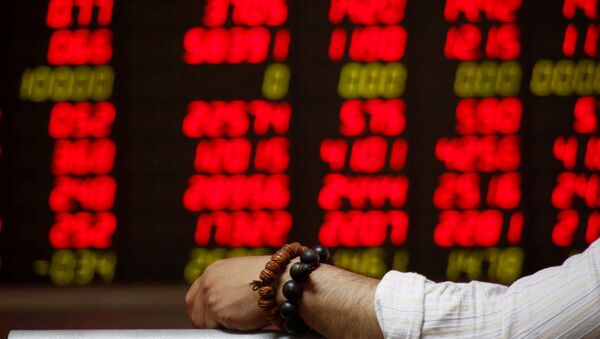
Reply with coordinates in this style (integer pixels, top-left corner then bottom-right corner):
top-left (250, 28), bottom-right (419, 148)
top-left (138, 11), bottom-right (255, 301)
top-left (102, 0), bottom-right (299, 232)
top-left (186, 254), bottom-right (383, 338)
top-left (185, 255), bottom-right (272, 330)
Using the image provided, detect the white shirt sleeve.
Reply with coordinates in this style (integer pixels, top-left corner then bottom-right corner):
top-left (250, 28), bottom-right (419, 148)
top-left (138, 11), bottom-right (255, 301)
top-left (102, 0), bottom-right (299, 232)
top-left (374, 239), bottom-right (600, 338)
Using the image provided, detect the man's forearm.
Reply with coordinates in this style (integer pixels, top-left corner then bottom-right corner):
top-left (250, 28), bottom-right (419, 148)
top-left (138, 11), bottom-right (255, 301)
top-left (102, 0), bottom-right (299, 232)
top-left (276, 260), bottom-right (383, 338)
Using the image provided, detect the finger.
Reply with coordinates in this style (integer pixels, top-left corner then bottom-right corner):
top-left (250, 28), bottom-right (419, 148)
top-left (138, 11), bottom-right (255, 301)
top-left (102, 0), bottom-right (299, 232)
top-left (204, 310), bottom-right (221, 329)
top-left (186, 275), bottom-right (203, 306)
top-left (187, 276), bottom-right (206, 320)
top-left (190, 296), bottom-right (207, 329)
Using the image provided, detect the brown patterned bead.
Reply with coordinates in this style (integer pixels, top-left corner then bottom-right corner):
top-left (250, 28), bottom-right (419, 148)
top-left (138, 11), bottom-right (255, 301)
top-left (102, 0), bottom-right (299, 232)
top-left (260, 268), bottom-right (277, 283)
top-left (258, 285), bottom-right (275, 298)
top-left (271, 252), bottom-right (289, 265)
top-left (288, 242), bottom-right (302, 253)
top-left (258, 298), bottom-right (276, 310)
top-left (300, 245), bottom-right (308, 253)
top-left (281, 243), bottom-right (300, 257)
top-left (265, 261), bottom-right (282, 274)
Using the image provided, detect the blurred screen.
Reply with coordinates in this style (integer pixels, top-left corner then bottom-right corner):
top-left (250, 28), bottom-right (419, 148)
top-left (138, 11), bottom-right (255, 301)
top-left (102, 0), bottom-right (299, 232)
top-left (1, 0), bottom-right (599, 287)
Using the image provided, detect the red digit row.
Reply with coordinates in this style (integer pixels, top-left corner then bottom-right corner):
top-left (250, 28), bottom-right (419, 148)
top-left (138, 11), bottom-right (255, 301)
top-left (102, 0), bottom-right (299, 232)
top-left (50, 175), bottom-right (116, 212)
top-left (49, 212), bottom-right (116, 249)
top-left (48, 28), bottom-right (112, 65)
top-left (52, 139), bottom-right (116, 175)
top-left (436, 135), bottom-right (520, 172)
top-left (339, 99), bottom-right (405, 136)
top-left (49, 102), bottom-right (115, 138)
top-left (329, 0), bottom-right (406, 25)
top-left (183, 100), bottom-right (290, 138)
top-left (319, 210), bottom-right (408, 247)
top-left (329, 26), bottom-right (407, 62)
top-left (553, 172), bottom-right (600, 208)
top-left (47, 0), bottom-right (113, 28)
top-left (554, 136), bottom-right (600, 170)
top-left (183, 28), bottom-right (289, 64)
top-left (434, 172), bottom-right (521, 210)
top-left (202, 0), bottom-right (288, 27)
top-left (319, 174), bottom-right (408, 210)
top-left (183, 174), bottom-right (289, 211)
top-left (194, 211), bottom-right (291, 247)
top-left (194, 137), bottom-right (289, 174)
top-left (445, 23), bottom-right (520, 60)
top-left (444, 0), bottom-right (521, 22)
top-left (321, 137), bottom-right (407, 172)
top-left (434, 210), bottom-right (523, 247)
top-left (553, 209), bottom-right (600, 246)
top-left (455, 97), bottom-right (521, 134)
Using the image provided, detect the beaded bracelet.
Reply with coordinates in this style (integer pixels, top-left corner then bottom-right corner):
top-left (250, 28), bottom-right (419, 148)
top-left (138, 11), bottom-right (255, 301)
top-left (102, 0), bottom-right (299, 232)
top-left (251, 242), bottom-right (307, 328)
top-left (280, 245), bottom-right (333, 334)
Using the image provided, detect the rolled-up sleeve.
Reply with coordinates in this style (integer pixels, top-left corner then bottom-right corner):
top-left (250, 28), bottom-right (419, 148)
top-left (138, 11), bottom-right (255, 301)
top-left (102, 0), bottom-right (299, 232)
top-left (375, 272), bottom-right (426, 338)
top-left (374, 239), bottom-right (600, 338)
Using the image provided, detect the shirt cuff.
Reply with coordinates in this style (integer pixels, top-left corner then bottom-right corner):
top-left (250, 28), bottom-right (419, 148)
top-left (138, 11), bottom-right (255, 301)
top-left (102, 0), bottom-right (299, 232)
top-left (374, 271), bottom-right (426, 338)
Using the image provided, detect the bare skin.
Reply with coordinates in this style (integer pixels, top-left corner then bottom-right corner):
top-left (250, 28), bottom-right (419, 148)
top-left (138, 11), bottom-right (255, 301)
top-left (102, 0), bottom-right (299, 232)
top-left (185, 255), bottom-right (383, 338)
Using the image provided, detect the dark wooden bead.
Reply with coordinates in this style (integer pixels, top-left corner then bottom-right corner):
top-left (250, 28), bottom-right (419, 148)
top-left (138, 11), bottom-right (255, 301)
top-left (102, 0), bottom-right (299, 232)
top-left (284, 317), bottom-right (308, 334)
top-left (282, 280), bottom-right (302, 301)
top-left (313, 245), bottom-right (330, 263)
top-left (290, 262), bottom-right (312, 282)
top-left (279, 301), bottom-right (299, 319)
top-left (258, 298), bottom-right (276, 310)
top-left (265, 261), bottom-right (281, 274)
top-left (258, 286), bottom-right (275, 298)
top-left (260, 268), bottom-right (277, 283)
top-left (300, 249), bottom-right (320, 266)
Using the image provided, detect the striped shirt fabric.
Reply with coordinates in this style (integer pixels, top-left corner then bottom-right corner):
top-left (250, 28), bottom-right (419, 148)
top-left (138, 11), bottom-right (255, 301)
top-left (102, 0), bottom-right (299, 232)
top-left (374, 239), bottom-right (600, 338)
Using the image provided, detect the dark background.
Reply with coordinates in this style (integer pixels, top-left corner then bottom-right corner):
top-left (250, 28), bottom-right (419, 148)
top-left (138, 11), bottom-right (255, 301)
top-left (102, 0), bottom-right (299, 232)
top-left (0, 0), bottom-right (596, 289)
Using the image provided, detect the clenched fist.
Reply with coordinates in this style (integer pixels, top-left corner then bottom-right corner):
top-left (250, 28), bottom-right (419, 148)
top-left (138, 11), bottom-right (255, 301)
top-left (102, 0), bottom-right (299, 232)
top-left (185, 255), bottom-right (273, 330)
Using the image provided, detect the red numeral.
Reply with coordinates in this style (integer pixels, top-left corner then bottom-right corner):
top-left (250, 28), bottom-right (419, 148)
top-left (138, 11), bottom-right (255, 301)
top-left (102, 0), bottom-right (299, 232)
top-left (49, 102), bottom-right (115, 138)
top-left (48, 29), bottom-right (112, 65)
top-left (563, 0), bottom-right (598, 19)
top-left (47, 0), bottom-right (113, 28)
top-left (194, 211), bottom-right (291, 247)
top-left (319, 210), bottom-right (408, 247)
top-left (444, 0), bottom-right (521, 22)
top-left (49, 212), bottom-right (117, 249)
top-left (194, 138), bottom-right (252, 174)
top-left (184, 28), bottom-right (270, 64)
top-left (349, 137), bottom-right (388, 173)
top-left (52, 139), bottom-right (116, 175)
top-left (329, 0), bottom-right (406, 25)
top-left (434, 173), bottom-right (481, 209)
top-left (552, 209), bottom-right (579, 246)
top-left (318, 174), bottom-right (408, 210)
top-left (49, 176), bottom-right (116, 212)
top-left (574, 97), bottom-right (598, 133)
top-left (455, 98), bottom-right (522, 135)
top-left (183, 174), bottom-right (289, 211)
top-left (434, 210), bottom-right (503, 247)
